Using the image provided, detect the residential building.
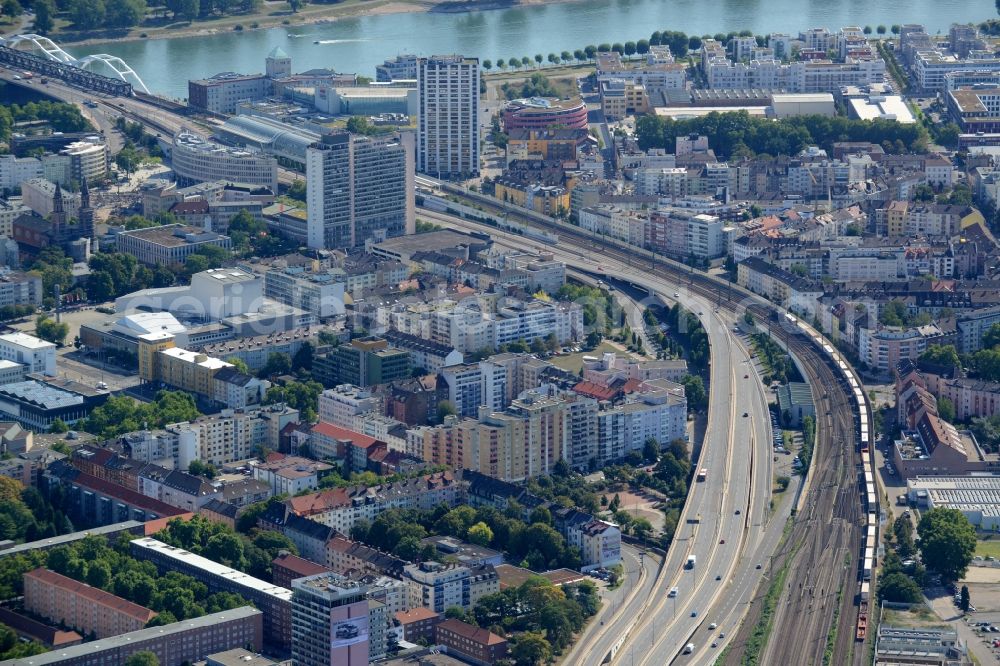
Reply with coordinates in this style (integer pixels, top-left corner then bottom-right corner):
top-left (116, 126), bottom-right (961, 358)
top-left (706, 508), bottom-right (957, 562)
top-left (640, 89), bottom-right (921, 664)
top-left (948, 86), bottom-right (1000, 133)
top-left (130, 537), bottom-right (294, 649)
top-left (317, 337), bottom-right (411, 388)
top-left (434, 619), bottom-right (508, 666)
top-left (0, 271), bottom-right (44, 309)
top-left (24, 568), bottom-right (157, 639)
top-left (59, 139), bottom-right (108, 184)
top-left (317, 385), bottom-right (380, 429)
top-left (402, 561), bottom-right (499, 613)
top-left (377, 54), bottom-right (419, 82)
top-left (417, 56), bottom-right (479, 178)
top-left (254, 453), bottom-right (334, 496)
top-left (305, 131), bottom-right (415, 250)
top-left (272, 552), bottom-right (333, 590)
top-left (394, 607), bottom-right (440, 643)
top-left (0, 607), bottom-right (263, 666)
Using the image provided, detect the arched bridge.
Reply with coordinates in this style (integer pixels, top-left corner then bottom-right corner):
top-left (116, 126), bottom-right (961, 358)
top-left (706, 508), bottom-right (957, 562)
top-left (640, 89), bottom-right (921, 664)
top-left (0, 33), bottom-right (149, 94)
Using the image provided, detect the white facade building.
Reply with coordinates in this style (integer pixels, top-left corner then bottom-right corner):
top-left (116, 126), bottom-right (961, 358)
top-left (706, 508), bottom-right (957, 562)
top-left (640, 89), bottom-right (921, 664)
top-left (0, 333), bottom-right (56, 376)
top-left (417, 56), bottom-right (479, 178)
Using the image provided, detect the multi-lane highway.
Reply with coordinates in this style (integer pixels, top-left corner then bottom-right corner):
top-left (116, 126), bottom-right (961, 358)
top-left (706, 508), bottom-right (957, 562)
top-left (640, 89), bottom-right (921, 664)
top-left (415, 203), bottom-right (787, 663)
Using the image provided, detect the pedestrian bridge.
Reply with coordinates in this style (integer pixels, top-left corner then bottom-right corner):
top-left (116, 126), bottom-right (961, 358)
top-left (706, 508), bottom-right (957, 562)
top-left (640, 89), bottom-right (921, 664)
top-left (0, 33), bottom-right (149, 94)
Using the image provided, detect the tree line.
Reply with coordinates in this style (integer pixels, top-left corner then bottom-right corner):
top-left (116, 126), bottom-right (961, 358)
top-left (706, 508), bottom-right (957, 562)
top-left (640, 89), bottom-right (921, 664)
top-left (0, 101), bottom-right (91, 145)
top-left (636, 111), bottom-right (930, 160)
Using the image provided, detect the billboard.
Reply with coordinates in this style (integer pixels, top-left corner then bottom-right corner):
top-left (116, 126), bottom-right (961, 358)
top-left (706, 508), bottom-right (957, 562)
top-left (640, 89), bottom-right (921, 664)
top-left (331, 614), bottom-right (369, 649)
top-left (330, 599), bottom-right (371, 665)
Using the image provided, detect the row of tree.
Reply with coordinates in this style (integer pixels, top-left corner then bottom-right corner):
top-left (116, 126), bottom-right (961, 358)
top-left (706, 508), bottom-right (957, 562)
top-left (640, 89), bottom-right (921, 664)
top-left (77, 390), bottom-right (201, 439)
top-left (0, 101), bottom-right (91, 144)
top-left (635, 111), bottom-right (930, 160)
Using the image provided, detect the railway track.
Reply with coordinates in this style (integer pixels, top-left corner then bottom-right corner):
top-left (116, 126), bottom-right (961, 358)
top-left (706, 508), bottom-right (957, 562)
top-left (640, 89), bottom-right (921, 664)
top-left (413, 183), bottom-right (872, 663)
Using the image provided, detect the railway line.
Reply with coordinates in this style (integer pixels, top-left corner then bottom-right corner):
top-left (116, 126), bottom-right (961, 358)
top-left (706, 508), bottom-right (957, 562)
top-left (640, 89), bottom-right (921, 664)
top-left (414, 178), bottom-right (877, 664)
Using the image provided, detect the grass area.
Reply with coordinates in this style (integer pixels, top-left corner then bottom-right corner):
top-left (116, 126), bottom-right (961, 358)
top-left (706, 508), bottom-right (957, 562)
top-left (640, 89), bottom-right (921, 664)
top-left (881, 605), bottom-right (950, 629)
top-left (976, 538), bottom-right (1000, 559)
top-left (822, 584), bottom-right (844, 665)
top-left (740, 546), bottom-right (797, 665)
top-left (548, 342), bottom-right (633, 374)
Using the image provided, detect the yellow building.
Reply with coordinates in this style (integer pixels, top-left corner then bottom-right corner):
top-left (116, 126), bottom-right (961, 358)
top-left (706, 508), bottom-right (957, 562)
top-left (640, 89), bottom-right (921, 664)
top-left (157, 347), bottom-right (233, 396)
top-left (505, 129), bottom-right (586, 166)
top-left (494, 181), bottom-right (570, 216)
top-left (137, 332), bottom-right (176, 382)
top-left (886, 200), bottom-right (908, 236)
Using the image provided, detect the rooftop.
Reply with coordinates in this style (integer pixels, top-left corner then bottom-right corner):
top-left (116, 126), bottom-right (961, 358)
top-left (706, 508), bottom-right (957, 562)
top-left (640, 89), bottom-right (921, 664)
top-left (0, 332), bottom-right (55, 351)
top-left (130, 537), bottom-right (294, 602)
top-left (118, 223), bottom-right (230, 248)
top-left (25, 568), bottom-right (157, 623)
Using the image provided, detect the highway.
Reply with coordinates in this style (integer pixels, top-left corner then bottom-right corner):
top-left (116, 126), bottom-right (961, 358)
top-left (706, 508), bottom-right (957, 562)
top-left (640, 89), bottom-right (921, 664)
top-left (413, 179), bottom-right (864, 664)
top-left (415, 204), bottom-right (783, 664)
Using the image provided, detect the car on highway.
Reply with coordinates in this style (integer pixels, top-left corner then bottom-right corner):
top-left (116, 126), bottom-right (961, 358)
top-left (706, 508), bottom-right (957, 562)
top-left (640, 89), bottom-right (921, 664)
top-left (683, 644), bottom-right (694, 654)
top-left (744, 374), bottom-right (749, 378)
top-left (735, 509), bottom-right (741, 515)
top-left (756, 564), bottom-right (762, 569)
top-left (711, 641), bottom-right (718, 648)
top-left (668, 587), bottom-right (678, 597)
top-left (709, 623), bottom-right (717, 630)
top-left (742, 412), bottom-right (748, 417)
top-left (719, 539), bottom-right (725, 544)
top-left (715, 575), bottom-right (721, 580)
top-left (690, 610), bottom-right (698, 617)
top-left (719, 632), bottom-right (726, 638)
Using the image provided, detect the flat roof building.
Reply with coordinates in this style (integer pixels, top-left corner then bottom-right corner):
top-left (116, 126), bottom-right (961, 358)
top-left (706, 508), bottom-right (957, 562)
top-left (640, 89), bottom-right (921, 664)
top-left (116, 224), bottom-right (232, 267)
top-left (172, 131), bottom-right (279, 191)
top-left (129, 537), bottom-right (293, 649)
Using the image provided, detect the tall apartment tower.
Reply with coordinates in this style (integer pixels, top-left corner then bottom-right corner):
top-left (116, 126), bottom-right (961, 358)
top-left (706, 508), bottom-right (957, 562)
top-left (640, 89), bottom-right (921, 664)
top-left (305, 131), bottom-right (415, 250)
top-left (417, 55), bottom-right (479, 179)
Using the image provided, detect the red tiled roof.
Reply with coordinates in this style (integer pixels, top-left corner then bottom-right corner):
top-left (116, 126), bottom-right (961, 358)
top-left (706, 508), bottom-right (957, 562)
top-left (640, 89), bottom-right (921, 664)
top-left (69, 470), bottom-right (187, 517)
top-left (310, 422), bottom-right (377, 447)
top-left (272, 553), bottom-right (332, 578)
top-left (395, 607), bottom-right (440, 624)
top-left (25, 568), bottom-right (158, 623)
top-left (437, 618), bottom-right (507, 647)
top-left (572, 380), bottom-right (618, 401)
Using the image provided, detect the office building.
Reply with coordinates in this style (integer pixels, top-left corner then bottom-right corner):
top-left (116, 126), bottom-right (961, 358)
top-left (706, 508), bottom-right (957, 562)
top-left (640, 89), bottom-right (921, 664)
top-left (316, 337), bottom-right (411, 388)
top-left (172, 131), bottom-right (279, 190)
top-left (264, 266), bottom-right (346, 318)
top-left (188, 72), bottom-right (270, 114)
top-left (59, 139), bottom-right (108, 183)
top-left (116, 224), bottom-right (232, 267)
top-left (377, 54), bottom-right (419, 82)
top-left (130, 537), bottom-right (293, 649)
top-left (501, 97), bottom-right (589, 131)
top-left (0, 332), bottom-right (55, 376)
top-left (291, 573), bottom-right (382, 666)
top-left (417, 56), bottom-right (479, 178)
top-left (305, 131), bottom-right (415, 250)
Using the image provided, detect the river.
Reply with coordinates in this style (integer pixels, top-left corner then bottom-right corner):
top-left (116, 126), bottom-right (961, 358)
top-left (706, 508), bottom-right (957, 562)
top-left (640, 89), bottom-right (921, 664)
top-left (70, 0), bottom-right (994, 98)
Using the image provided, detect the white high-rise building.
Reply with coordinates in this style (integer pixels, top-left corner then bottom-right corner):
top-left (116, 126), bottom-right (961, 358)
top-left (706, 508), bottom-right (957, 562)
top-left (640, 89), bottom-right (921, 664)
top-left (305, 131), bottom-right (415, 250)
top-left (417, 56), bottom-right (479, 178)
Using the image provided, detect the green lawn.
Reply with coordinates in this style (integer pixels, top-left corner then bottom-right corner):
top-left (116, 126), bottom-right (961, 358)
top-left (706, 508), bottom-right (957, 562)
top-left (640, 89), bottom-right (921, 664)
top-left (549, 342), bottom-right (633, 374)
top-left (976, 538), bottom-right (1000, 559)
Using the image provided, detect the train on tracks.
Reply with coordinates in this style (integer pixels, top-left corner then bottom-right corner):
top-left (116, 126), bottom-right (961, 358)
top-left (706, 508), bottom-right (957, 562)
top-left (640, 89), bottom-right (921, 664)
top-left (783, 313), bottom-right (877, 642)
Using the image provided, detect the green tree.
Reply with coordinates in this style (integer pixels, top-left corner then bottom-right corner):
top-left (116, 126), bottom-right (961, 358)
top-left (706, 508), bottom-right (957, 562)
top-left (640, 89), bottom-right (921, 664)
top-left (919, 344), bottom-right (961, 369)
top-left (877, 571), bottom-right (923, 603)
top-left (1, 0), bottom-right (22, 17)
top-left (258, 352), bottom-right (292, 378)
top-left (467, 521), bottom-right (494, 547)
top-left (680, 374), bottom-right (706, 411)
top-left (918, 507), bottom-right (976, 581)
top-left (104, 0), bottom-right (146, 27)
top-left (225, 357), bottom-right (250, 375)
top-left (33, 0), bottom-right (55, 33)
top-left (49, 418), bottom-right (69, 434)
top-left (123, 651), bottom-right (159, 666)
top-left (512, 631), bottom-right (552, 666)
top-left (893, 517), bottom-right (916, 558)
top-left (35, 314), bottom-right (68, 346)
top-left (937, 397), bottom-right (956, 423)
top-left (961, 584), bottom-right (971, 613)
top-left (984, 323), bottom-right (1000, 350)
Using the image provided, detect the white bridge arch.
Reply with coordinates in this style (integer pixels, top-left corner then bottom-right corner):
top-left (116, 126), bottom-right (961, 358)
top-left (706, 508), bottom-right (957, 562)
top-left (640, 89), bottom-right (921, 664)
top-left (0, 34), bottom-right (150, 94)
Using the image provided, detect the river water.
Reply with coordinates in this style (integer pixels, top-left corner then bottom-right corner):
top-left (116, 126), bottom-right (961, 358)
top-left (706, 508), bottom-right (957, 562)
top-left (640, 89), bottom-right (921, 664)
top-left (70, 0), bottom-right (994, 98)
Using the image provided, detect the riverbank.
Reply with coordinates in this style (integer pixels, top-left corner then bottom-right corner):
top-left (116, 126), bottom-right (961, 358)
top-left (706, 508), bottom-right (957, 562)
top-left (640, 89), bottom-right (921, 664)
top-left (37, 0), bottom-right (582, 48)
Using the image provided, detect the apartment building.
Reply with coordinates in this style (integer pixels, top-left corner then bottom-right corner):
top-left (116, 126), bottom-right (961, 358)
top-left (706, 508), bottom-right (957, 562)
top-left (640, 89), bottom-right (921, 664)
top-left (24, 568), bottom-right (158, 639)
top-left (305, 131), bottom-right (415, 250)
top-left (188, 72), bottom-right (270, 114)
top-left (284, 471), bottom-right (461, 534)
top-left (417, 56), bottom-right (480, 178)
top-left (434, 619), bottom-right (509, 666)
top-left (0, 607), bottom-right (263, 666)
top-left (130, 537), bottom-right (293, 649)
top-left (402, 561), bottom-right (499, 613)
